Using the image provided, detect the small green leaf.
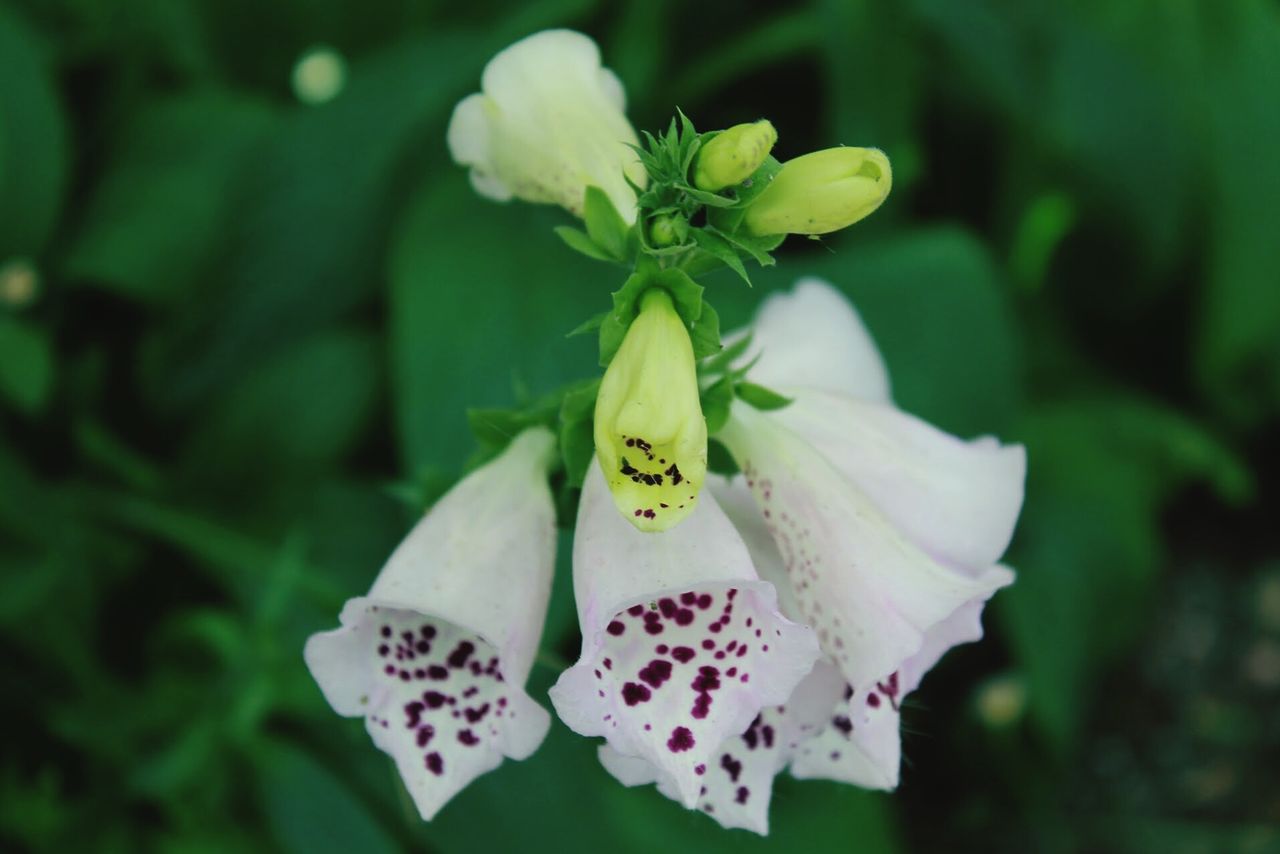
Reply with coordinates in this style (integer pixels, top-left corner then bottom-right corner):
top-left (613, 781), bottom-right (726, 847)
top-left (554, 225), bottom-right (616, 262)
top-left (707, 437), bottom-right (740, 476)
top-left (701, 376), bottom-right (735, 434)
top-left (736, 381), bottom-right (793, 410)
top-left (689, 301), bottom-right (722, 360)
top-left (699, 332), bottom-right (752, 375)
top-left (692, 229), bottom-right (751, 284)
top-left (559, 379), bottom-right (599, 487)
top-left (583, 186), bottom-right (632, 261)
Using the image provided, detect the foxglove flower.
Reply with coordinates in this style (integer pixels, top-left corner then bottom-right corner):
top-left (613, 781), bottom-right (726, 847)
top-left (447, 29), bottom-right (646, 221)
top-left (716, 278), bottom-right (1023, 783)
top-left (592, 282), bottom-right (1022, 832)
top-left (594, 287), bottom-right (708, 532)
top-left (549, 461), bottom-right (820, 809)
top-left (304, 428), bottom-right (558, 820)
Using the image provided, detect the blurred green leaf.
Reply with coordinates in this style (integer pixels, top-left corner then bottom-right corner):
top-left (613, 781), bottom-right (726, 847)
top-left (1002, 396), bottom-right (1251, 751)
top-left (256, 741), bottom-right (400, 854)
top-left (389, 173), bottom-right (600, 477)
top-left (0, 316), bottom-right (54, 414)
top-left (1195, 0), bottom-right (1280, 422)
top-left (142, 30), bottom-right (489, 413)
top-left (183, 327), bottom-right (380, 479)
top-left (63, 91), bottom-right (278, 302)
top-left (0, 5), bottom-right (67, 258)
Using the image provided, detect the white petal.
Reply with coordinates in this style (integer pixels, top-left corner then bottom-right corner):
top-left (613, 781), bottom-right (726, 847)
top-left (738, 278), bottom-right (891, 402)
top-left (550, 462), bottom-right (820, 808)
top-left (718, 406), bottom-right (1012, 694)
top-left (773, 390), bottom-right (1026, 570)
top-left (790, 668), bottom-right (901, 790)
top-left (597, 661), bottom-right (844, 835)
top-left (449, 29), bottom-right (643, 220)
top-left (303, 428), bottom-right (557, 820)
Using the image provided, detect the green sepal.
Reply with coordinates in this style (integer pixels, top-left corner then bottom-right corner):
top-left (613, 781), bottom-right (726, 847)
top-left (567, 312), bottom-right (606, 338)
top-left (583, 186), bottom-right (632, 262)
top-left (706, 155), bottom-right (783, 233)
top-left (558, 378), bottom-right (600, 487)
top-left (598, 265), bottom-right (707, 366)
top-left (554, 225), bottom-right (617, 263)
top-left (466, 396), bottom-right (560, 453)
top-left (736, 381), bottom-right (793, 411)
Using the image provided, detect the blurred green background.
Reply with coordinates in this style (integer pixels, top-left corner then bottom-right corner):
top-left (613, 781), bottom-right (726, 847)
top-left (2, 0), bottom-right (1278, 851)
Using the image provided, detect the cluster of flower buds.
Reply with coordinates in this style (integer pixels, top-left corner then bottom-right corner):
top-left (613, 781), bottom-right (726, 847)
top-left (306, 28), bottom-right (1024, 835)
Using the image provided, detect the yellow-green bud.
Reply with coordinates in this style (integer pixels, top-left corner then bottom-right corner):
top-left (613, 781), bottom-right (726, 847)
top-left (648, 214), bottom-right (688, 247)
top-left (743, 147), bottom-right (891, 236)
top-left (594, 289), bottom-right (707, 532)
top-left (693, 120), bottom-right (777, 192)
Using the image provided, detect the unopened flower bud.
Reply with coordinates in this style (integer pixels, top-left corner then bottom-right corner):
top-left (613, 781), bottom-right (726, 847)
top-left (594, 289), bottom-right (707, 531)
top-left (693, 120), bottom-right (777, 192)
top-left (648, 214), bottom-right (688, 247)
top-left (744, 147), bottom-right (891, 236)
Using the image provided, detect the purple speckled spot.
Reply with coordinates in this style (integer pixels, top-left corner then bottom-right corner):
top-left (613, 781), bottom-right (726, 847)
top-left (667, 726), bottom-right (695, 753)
top-left (622, 682), bottom-right (652, 706)
top-left (425, 752), bottom-right (444, 775)
top-left (607, 620), bottom-right (625, 636)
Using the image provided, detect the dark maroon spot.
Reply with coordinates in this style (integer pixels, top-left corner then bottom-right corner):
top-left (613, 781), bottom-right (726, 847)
top-left (715, 651), bottom-right (726, 660)
top-left (695, 764), bottom-right (706, 775)
top-left (414, 668), bottom-right (426, 679)
top-left (458, 729), bottom-right (479, 746)
top-left (692, 694), bottom-right (712, 719)
top-left (727, 641), bottom-right (738, 652)
top-left (867, 693), bottom-right (881, 708)
top-left (702, 639), bottom-right (715, 650)
top-left (658, 598), bottom-right (677, 618)
top-left (381, 626), bottom-right (392, 638)
top-left (415, 640), bottom-right (430, 654)
top-left (709, 622), bottom-right (723, 634)
top-left (607, 620), bottom-right (625, 636)
top-left (727, 588), bottom-right (738, 600)
top-left (399, 670), bottom-right (411, 681)
top-left (696, 594), bottom-right (713, 610)
top-left (423, 691), bottom-right (447, 709)
top-left (426, 665), bottom-right (447, 680)
top-left (762, 725), bottom-right (774, 748)
top-left (628, 605), bottom-right (645, 616)
top-left (681, 592), bottom-right (698, 606)
top-left (644, 622), bottom-right (663, 636)
top-left (656, 644), bottom-right (669, 654)
top-left (643, 509), bottom-right (656, 519)
top-left (735, 786), bottom-right (750, 804)
top-left (638, 659), bottom-right (673, 688)
top-left (746, 618), bottom-right (753, 628)
top-left (720, 753), bottom-right (742, 782)
top-left (421, 625), bottom-right (436, 639)
top-left (675, 608), bottom-right (694, 626)
top-left (447, 641), bottom-right (476, 668)
top-left (634, 509), bottom-right (642, 517)
top-left (425, 752), bottom-right (444, 775)
top-left (416, 725), bottom-right (435, 747)
top-left (667, 727), bottom-right (695, 753)
top-left (726, 667), bottom-right (737, 677)
top-left (742, 716), bottom-right (761, 749)
top-left (736, 645), bottom-right (748, 658)
top-left (603, 658), bottom-right (612, 670)
top-left (384, 665), bottom-right (395, 675)
top-left (833, 715), bottom-right (853, 736)
top-left (378, 644), bottom-right (389, 656)
top-left (671, 646), bottom-right (696, 663)
top-left (622, 682), bottom-right (652, 705)
top-left (465, 703), bottom-right (491, 723)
